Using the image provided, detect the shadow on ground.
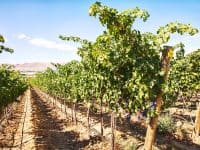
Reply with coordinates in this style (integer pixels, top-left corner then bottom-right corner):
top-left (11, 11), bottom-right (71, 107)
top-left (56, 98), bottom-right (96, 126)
top-left (31, 89), bottom-right (100, 150)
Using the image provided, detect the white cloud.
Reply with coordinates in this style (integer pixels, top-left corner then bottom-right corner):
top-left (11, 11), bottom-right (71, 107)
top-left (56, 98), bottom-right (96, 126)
top-left (18, 34), bottom-right (30, 40)
top-left (17, 34), bottom-right (76, 51)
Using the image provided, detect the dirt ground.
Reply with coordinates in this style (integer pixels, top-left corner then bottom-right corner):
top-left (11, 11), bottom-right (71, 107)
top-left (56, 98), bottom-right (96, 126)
top-left (0, 88), bottom-right (200, 150)
top-left (36, 88), bottom-right (200, 150)
top-left (0, 95), bottom-right (25, 149)
top-left (0, 88), bottom-right (110, 150)
top-left (31, 88), bottom-right (110, 150)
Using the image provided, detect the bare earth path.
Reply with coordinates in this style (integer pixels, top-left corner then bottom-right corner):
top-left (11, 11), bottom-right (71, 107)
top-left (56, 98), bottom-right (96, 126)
top-left (1, 88), bottom-right (106, 150)
top-left (31, 88), bottom-right (78, 149)
top-left (0, 95), bottom-right (25, 149)
top-left (30, 88), bottom-right (98, 150)
top-left (13, 89), bottom-right (35, 150)
top-left (1, 87), bottom-right (200, 150)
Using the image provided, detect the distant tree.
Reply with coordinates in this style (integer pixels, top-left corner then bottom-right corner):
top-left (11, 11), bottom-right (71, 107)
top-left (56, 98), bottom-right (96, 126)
top-left (176, 42), bottom-right (185, 59)
top-left (0, 34), bottom-right (13, 53)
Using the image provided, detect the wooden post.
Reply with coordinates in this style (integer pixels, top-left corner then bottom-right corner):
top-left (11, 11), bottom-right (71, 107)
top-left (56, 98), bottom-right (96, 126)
top-left (64, 100), bottom-right (66, 113)
top-left (193, 102), bottom-right (200, 143)
top-left (71, 103), bottom-right (74, 122)
top-left (5, 107), bottom-right (8, 123)
top-left (63, 99), bottom-right (65, 112)
top-left (53, 97), bottom-right (55, 106)
top-left (87, 107), bottom-right (90, 138)
top-left (100, 99), bottom-right (104, 136)
top-left (60, 98), bottom-right (62, 112)
top-left (111, 112), bottom-right (115, 150)
top-left (73, 103), bottom-right (77, 125)
top-left (144, 46), bottom-right (172, 150)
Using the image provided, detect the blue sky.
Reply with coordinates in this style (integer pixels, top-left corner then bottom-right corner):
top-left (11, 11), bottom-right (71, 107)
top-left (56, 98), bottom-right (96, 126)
top-left (0, 0), bottom-right (199, 64)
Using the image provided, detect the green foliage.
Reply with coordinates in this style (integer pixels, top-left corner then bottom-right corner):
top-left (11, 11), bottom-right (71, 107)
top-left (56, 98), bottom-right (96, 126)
top-left (0, 34), bottom-right (26, 109)
top-left (158, 113), bottom-right (176, 134)
top-left (0, 65), bottom-right (28, 108)
top-left (0, 34), bottom-right (13, 53)
top-left (89, 2), bottom-right (149, 36)
top-left (156, 22), bottom-right (198, 45)
top-left (32, 61), bottom-right (85, 104)
top-left (0, 35), bottom-right (5, 42)
top-left (164, 49), bottom-right (200, 107)
top-left (125, 142), bottom-right (137, 150)
top-left (175, 43), bottom-right (185, 60)
top-left (33, 2), bottom-right (198, 117)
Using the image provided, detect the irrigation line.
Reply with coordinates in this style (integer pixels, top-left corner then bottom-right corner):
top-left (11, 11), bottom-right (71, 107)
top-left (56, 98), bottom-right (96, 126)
top-left (19, 91), bottom-right (29, 150)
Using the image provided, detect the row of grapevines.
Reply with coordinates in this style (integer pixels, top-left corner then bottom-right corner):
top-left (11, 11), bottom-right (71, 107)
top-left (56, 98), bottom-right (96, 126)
top-left (0, 65), bottom-right (28, 108)
top-left (168, 49), bottom-right (200, 142)
top-left (31, 2), bottom-right (198, 150)
top-left (0, 35), bottom-right (28, 110)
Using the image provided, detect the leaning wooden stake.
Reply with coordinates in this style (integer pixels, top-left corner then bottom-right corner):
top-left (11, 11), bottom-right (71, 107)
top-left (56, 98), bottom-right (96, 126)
top-left (144, 46), bottom-right (172, 150)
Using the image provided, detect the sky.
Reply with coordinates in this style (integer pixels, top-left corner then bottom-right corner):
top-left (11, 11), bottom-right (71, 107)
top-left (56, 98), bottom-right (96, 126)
top-left (0, 0), bottom-right (200, 64)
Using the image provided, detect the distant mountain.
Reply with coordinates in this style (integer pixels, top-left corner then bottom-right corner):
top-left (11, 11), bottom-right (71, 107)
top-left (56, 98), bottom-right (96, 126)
top-left (14, 62), bottom-right (54, 72)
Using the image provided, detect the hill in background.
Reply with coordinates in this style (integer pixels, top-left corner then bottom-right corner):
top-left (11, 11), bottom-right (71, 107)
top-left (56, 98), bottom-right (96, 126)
top-left (14, 62), bottom-right (55, 76)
